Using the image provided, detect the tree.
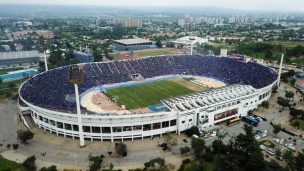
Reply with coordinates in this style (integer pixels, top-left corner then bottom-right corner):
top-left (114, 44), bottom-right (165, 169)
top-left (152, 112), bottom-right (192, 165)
top-left (285, 91), bottom-right (295, 99)
top-left (104, 48), bottom-right (110, 60)
top-left (184, 161), bottom-right (204, 171)
top-left (265, 49), bottom-right (273, 59)
top-left (272, 85), bottom-right (278, 93)
top-left (212, 140), bottom-right (227, 155)
top-left (229, 124), bottom-right (265, 171)
top-left (180, 146), bottom-right (191, 155)
top-left (8, 82), bottom-right (16, 91)
top-left (144, 158), bottom-right (166, 170)
top-left (17, 129), bottom-right (34, 143)
top-left (290, 108), bottom-right (304, 118)
top-left (277, 97), bottom-right (290, 109)
top-left (272, 123), bottom-right (282, 134)
top-left (292, 120), bottom-right (300, 129)
top-left (88, 154), bottom-right (104, 171)
top-left (191, 137), bottom-right (205, 158)
top-left (39, 165), bottom-right (57, 171)
top-left (290, 78), bottom-right (296, 86)
top-left (261, 101), bottom-right (270, 109)
top-left (0, 77), bottom-right (3, 84)
top-left (23, 155), bottom-right (37, 171)
top-left (12, 144), bottom-right (19, 150)
top-left (115, 142), bottom-right (127, 157)
top-left (164, 133), bottom-right (178, 150)
top-left (294, 150), bottom-right (304, 171)
top-left (185, 126), bottom-right (200, 137)
top-left (93, 49), bottom-right (103, 62)
top-left (156, 40), bottom-right (162, 48)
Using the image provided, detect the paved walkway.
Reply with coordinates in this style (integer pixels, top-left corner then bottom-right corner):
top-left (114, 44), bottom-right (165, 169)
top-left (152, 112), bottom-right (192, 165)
top-left (0, 100), bottom-right (190, 170)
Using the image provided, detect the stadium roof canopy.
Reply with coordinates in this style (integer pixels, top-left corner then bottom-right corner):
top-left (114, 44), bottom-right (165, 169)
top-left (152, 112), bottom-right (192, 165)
top-left (0, 50), bottom-right (39, 60)
top-left (113, 38), bottom-right (153, 46)
top-left (172, 36), bottom-right (209, 45)
top-left (162, 85), bottom-right (256, 112)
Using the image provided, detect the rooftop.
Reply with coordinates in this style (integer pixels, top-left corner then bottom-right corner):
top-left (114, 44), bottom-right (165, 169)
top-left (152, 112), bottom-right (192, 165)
top-left (0, 51), bottom-right (39, 60)
top-left (113, 38), bottom-right (153, 46)
top-left (172, 36), bottom-right (208, 45)
top-left (162, 85), bottom-right (256, 112)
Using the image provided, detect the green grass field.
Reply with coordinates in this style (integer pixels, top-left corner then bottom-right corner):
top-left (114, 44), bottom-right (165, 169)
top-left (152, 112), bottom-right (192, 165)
top-left (105, 79), bottom-right (198, 109)
top-left (291, 57), bottom-right (304, 65)
top-left (134, 49), bottom-right (176, 57)
top-left (0, 78), bottom-right (27, 101)
top-left (0, 155), bottom-right (23, 171)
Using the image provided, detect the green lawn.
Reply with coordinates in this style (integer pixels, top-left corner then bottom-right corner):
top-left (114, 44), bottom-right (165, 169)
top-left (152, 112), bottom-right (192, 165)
top-left (259, 140), bottom-right (275, 148)
top-left (0, 155), bottom-right (23, 171)
top-left (184, 160), bottom-right (215, 171)
top-left (291, 119), bottom-right (304, 130)
top-left (291, 57), bottom-right (304, 65)
top-left (272, 41), bottom-right (304, 48)
top-left (134, 49), bottom-right (175, 57)
top-left (105, 79), bottom-right (195, 109)
top-left (0, 78), bottom-right (27, 101)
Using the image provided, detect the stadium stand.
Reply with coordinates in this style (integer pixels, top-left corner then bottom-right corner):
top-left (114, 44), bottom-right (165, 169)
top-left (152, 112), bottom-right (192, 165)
top-left (20, 55), bottom-right (277, 112)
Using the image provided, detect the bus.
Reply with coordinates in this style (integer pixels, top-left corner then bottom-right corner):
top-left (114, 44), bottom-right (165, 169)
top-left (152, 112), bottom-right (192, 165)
top-left (227, 117), bottom-right (241, 126)
top-left (242, 116), bottom-right (259, 127)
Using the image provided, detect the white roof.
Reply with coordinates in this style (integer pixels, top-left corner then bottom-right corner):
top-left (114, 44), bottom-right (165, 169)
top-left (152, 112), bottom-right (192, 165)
top-left (0, 51), bottom-right (39, 60)
top-left (162, 85), bottom-right (256, 112)
top-left (172, 36), bottom-right (208, 45)
top-left (114, 38), bottom-right (153, 45)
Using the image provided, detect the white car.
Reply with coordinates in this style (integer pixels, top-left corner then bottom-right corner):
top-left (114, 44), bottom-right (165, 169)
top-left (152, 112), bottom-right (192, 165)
top-left (210, 131), bottom-right (217, 137)
top-left (255, 134), bottom-right (261, 140)
top-left (259, 144), bottom-right (267, 150)
top-left (274, 138), bottom-right (284, 145)
top-left (285, 143), bottom-right (296, 151)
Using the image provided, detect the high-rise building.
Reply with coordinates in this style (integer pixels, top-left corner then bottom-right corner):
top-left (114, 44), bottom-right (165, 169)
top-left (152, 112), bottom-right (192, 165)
top-left (123, 18), bottom-right (142, 28)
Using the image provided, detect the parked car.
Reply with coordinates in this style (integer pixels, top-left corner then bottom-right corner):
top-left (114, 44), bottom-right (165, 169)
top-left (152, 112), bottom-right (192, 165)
top-left (210, 131), bottom-right (217, 137)
top-left (285, 143), bottom-right (296, 151)
top-left (273, 138), bottom-right (284, 145)
top-left (265, 148), bottom-right (277, 156)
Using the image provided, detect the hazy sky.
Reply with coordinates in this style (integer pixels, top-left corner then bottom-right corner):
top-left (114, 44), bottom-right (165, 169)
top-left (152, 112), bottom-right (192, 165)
top-left (0, 0), bottom-right (303, 11)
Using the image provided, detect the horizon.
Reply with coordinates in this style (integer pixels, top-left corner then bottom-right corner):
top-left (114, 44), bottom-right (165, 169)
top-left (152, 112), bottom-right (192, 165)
top-left (0, 0), bottom-right (303, 12)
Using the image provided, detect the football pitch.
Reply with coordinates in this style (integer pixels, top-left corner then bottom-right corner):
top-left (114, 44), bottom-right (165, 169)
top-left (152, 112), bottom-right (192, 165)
top-left (105, 79), bottom-right (204, 109)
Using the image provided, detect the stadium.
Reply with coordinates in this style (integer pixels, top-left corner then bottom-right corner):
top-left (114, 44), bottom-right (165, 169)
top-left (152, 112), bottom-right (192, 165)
top-left (18, 55), bottom-right (278, 142)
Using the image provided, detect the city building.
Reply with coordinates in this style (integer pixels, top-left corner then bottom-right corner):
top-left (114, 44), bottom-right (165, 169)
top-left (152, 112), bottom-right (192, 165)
top-left (112, 38), bottom-right (156, 51)
top-left (0, 51), bottom-right (40, 68)
top-left (172, 36), bottom-right (209, 47)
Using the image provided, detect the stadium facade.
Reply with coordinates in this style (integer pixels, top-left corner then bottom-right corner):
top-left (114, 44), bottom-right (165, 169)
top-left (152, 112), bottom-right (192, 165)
top-left (18, 55), bottom-right (278, 142)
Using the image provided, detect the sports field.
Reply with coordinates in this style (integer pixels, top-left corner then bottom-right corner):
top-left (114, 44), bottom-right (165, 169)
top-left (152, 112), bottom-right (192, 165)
top-left (105, 78), bottom-right (206, 109)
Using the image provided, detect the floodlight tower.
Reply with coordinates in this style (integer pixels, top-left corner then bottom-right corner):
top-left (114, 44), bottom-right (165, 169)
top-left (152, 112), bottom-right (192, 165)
top-left (189, 35), bottom-right (195, 55)
top-left (69, 65), bottom-right (85, 147)
top-left (43, 51), bottom-right (48, 71)
top-left (190, 43), bottom-right (193, 55)
top-left (277, 53), bottom-right (284, 87)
